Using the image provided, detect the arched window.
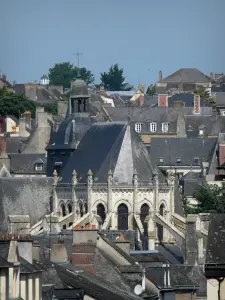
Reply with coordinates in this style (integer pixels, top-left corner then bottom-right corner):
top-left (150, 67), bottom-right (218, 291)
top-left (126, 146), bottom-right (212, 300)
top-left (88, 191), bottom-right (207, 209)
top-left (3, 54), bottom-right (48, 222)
top-left (158, 203), bottom-right (165, 242)
top-left (140, 204), bottom-right (149, 235)
top-left (118, 204), bottom-right (128, 230)
top-left (97, 203), bottom-right (106, 224)
top-left (60, 203), bottom-right (66, 217)
top-left (79, 202), bottom-right (84, 217)
top-left (67, 203), bottom-right (72, 214)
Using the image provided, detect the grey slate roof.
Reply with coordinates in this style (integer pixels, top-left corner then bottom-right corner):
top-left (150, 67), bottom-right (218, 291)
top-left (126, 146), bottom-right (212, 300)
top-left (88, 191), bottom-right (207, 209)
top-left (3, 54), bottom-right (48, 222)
top-left (6, 137), bottom-right (27, 154)
top-left (214, 92), bottom-right (225, 107)
top-left (179, 172), bottom-right (206, 197)
top-left (185, 115), bottom-right (225, 137)
top-left (0, 177), bottom-right (53, 232)
top-left (205, 214), bottom-right (225, 265)
top-left (0, 241), bottom-right (11, 267)
top-left (150, 137), bottom-right (217, 166)
top-left (9, 154), bottom-right (47, 174)
top-left (168, 93), bottom-right (212, 108)
top-left (159, 68), bottom-right (210, 83)
top-left (60, 122), bottom-right (164, 185)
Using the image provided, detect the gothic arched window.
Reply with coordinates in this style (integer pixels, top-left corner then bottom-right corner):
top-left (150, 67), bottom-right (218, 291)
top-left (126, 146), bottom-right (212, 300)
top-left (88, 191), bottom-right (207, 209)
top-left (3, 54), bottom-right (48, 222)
top-left (97, 203), bottom-right (106, 224)
top-left (118, 204), bottom-right (128, 230)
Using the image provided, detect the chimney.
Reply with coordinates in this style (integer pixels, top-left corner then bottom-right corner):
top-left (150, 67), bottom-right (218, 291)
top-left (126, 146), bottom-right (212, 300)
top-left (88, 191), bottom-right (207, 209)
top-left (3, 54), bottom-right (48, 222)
top-left (32, 240), bottom-right (40, 261)
top-left (57, 101), bottom-right (68, 118)
top-left (50, 239), bottom-right (68, 263)
top-left (0, 136), bottom-right (7, 154)
top-left (210, 72), bottom-right (214, 81)
top-left (114, 233), bottom-right (131, 254)
top-left (72, 225), bottom-right (98, 274)
top-left (202, 161), bottom-right (209, 176)
top-left (139, 95), bottom-right (144, 107)
top-left (17, 235), bottom-right (33, 264)
top-left (163, 264), bottom-right (171, 287)
top-left (159, 70), bottom-right (163, 81)
top-left (193, 94), bottom-right (201, 114)
top-left (158, 94), bottom-right (168, 107)
top-left (1, 74), bottom-right (6, 81)
top-left (19, 118), bottom-right (29, 137)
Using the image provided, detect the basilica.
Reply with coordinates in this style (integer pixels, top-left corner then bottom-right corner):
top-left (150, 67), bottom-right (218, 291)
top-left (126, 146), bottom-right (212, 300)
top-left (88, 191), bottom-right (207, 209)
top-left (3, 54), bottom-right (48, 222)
top-left (34, 77), bottom-right (183, 249)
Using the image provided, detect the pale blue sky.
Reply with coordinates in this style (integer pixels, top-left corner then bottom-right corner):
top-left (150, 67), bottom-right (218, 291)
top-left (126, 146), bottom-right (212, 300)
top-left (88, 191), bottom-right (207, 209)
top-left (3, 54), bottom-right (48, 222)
top-left (0, 0), bottom-right (225, 88)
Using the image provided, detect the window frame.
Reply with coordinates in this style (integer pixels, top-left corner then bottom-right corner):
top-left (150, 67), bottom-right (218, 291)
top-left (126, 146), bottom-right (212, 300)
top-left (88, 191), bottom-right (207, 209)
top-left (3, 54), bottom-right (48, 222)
top-left (162, 122), bottom-right (169, 133)
top-left (135, 123), bottom-right (142, 133)
top-left (150, 122), bottom-right (157, 133)
top-left (35, 163), bottom-right (43, 171)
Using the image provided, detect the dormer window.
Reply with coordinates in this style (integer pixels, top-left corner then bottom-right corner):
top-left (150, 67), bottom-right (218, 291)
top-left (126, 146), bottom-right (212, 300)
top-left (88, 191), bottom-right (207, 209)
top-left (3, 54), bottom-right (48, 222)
top-left (150, 122), bottom-right (157, 132)
top-left (162, 123), bottom-right (169, 133)
top-left (135, 123), bottom-right (142, 133)
top-left (159, 157), bottom-right (164, 163)
top-left (177, 158), bottom-right (181, 164)
top-left (35, 163), bottom-right (43, 171)
top-left (194, 157), bottom-right (200, 165)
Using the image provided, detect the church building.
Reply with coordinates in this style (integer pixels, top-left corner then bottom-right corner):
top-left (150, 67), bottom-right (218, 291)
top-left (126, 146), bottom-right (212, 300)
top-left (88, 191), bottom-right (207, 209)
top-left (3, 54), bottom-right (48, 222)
top-left (45, 77), bottom-right (183, 249)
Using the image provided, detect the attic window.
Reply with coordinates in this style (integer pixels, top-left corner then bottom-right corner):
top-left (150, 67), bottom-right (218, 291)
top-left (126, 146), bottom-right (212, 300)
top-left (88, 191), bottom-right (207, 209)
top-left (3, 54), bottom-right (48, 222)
top-left (176, 158), bottom-right (181, 164)
top-left (162, 123), bottom-right (169, 133)
top-left (187, 125), bottom-right (193, 131)
top-left (135, 123), bottom-right (142, 133)
top-left (159, 157), bottom-right (164, 163)
top-left (150, 122), bottom-right (157, 132)
top-left (35, 163), bottom-right (43, 171)
top-left (194, 157), bottom-right (200, 165)
top-left (199, 129), bottom-right (204, 136)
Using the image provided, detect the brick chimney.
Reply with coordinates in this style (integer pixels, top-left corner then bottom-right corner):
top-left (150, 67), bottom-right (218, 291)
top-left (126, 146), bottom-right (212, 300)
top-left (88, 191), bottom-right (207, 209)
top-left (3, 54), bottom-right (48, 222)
top-left (193, 94), bottom-right (200, 114)
top-left (1, 74), bottom-right (6, 81)
top-left (72, 225), bottom-right (98, 274)
top-left (0, 136), bottom-right (7, 154)
top-left (114, 233), bottom-right (131, 254)
top-left (159, 70), bottom-right (163, 81)
top-left (158, 94), bottom-right (168, 107)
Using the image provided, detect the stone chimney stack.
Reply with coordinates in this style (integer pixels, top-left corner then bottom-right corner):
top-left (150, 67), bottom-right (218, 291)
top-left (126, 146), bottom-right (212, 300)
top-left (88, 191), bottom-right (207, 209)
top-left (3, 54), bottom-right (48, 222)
top-left (193, 94), bottom-right (201, 114)
top-left (158, 94), bottom-right (168, 107)
top-left (0, 136), bottom-right (10, 170)
top-left (159, 70), bottom-right (163, 81)
top-left (72, 225), bottom-right (98, 274)
top-left (114, 233), bottom-right (131, 254)
top-left (210, 72), bottom-right (214, 81)
top-left (1, 74), bottom-right (6, 81)
top-left (50, 240), bottom-right (68, 263)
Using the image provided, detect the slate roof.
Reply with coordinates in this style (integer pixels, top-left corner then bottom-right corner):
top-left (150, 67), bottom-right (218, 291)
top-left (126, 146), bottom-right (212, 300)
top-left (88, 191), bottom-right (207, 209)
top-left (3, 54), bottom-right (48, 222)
top-left (9, 154), bottom-right (47, 174)
top-left (60, 122), bottom-right (164, 185)
top-left (150, 137), bottom-right (217, 166)
top-left (205, 214), bottom-right (225, 265)
top-left (156, 244), bottom-right (184, 264)
top-left (19, 256), bottom-right (43, 274)
top-left (179, 172), bottom-right (206, 197)
top-left (0, 241), bottom-right (11, 267)
top-left (0, 177), bottom-right (53, 232)
top-left (5, 137), bottom-right (27, 154)
top-left (214, 92), bottom-right (225, 107)
top-left (55, 264), bottom-right (145, 300)
top-left (159, 68), bottom-right (210, 83)
top-left (145, 265), bottom-right (198, 290)
top-left (168, 93), bottom-right (212, 108)
top-left (185, 115), bottom-right (225, 137)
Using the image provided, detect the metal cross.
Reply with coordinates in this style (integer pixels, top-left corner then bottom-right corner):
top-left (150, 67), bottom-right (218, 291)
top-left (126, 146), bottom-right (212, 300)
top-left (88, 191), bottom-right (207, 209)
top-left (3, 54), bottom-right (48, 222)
top-left (73, 49), bottom-right (83, 69)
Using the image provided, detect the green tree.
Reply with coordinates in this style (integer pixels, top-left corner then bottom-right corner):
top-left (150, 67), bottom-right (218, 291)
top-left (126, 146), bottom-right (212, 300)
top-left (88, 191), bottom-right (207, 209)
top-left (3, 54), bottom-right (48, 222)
top-left (37, 101), bottom-right (58, 116)
top-left (194, 87), bottom-right (215, 104)
top-left (0, 91), bottom-right (36, 119)
top-left (100, 64), bottom-right (131, 91)
top-left (183, 183), bottom-right (225, 215)
top-left (48, 62), bottom-right (95, 88)
top-left (146, 84), bottom-right (156, 96)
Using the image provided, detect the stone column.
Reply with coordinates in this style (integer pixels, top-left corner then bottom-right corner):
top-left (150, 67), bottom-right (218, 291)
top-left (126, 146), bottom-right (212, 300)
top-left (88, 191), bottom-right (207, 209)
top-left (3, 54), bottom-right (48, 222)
top-left (72, 169), bottom-right (78, 222)
top-left (148, 211), bottom-right (155, 250)
top-left (133, 169), bottom-right (138, 214)
top-left (52, 169), bottom-right (59, 214)
top-left (167, 172), bottom-right (176, 243)
top-left (107, 170), bottom-right (113, 213)
top-left (87, 170), bottom-right (93, 215)
top-left (152, 170), bottom-right (159, 243)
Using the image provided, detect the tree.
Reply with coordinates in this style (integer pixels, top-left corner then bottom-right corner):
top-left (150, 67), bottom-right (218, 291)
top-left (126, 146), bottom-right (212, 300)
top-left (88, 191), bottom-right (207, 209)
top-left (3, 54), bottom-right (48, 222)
top-left (48, 62), bottom-right (95, 88)
top-left (146, 84), bottom-right (156, 96)
top-left (0, 91), bottom-right (36, 119)
top-left (0, 88), bottom-right (58, 119)
top-left (194, 87), bottom-right (215, 104)
top-left (100, 64), bottom-right (132, 91)
top-left (183, 183), bottom-right (225, 215)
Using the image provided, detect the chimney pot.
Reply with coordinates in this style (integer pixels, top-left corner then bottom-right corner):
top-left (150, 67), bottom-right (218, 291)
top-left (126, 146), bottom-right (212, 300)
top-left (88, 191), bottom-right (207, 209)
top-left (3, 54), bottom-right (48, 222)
top-left (92, 225), bottom-right (96, 229)
top-left (76, 225), bottom-right (81, 229)
top-left (85, 224), bottom-right (90, 229)
top-left (1, 74), bottom-right (6, 80)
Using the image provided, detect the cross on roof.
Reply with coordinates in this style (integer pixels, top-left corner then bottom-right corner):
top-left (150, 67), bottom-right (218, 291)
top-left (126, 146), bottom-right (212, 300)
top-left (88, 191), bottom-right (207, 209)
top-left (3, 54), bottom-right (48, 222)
top-left (73, 49), bottom-right (83, 69)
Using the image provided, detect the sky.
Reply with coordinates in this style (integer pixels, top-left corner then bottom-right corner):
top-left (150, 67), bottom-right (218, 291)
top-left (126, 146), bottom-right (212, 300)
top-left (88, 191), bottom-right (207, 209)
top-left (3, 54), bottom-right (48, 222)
top-left (0, 0), bottom-right (225, 88)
